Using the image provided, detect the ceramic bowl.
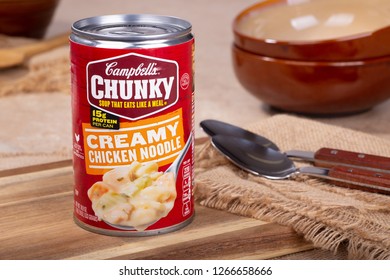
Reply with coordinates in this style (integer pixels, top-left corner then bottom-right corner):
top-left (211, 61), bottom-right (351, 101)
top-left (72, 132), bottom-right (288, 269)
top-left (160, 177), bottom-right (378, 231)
top-left (233, 0), bottom-right (390, 61)
top-left (0, 0), bottom-right (60, 38)
top-left (232, 45), bottom-right (390, 115)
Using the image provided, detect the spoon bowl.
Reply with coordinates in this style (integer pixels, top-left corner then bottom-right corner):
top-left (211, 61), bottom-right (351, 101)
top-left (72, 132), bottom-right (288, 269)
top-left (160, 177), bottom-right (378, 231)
top-left (211, 134), bottom-right (294, 179)
top-left (200, 119), bottom-right (279, 151)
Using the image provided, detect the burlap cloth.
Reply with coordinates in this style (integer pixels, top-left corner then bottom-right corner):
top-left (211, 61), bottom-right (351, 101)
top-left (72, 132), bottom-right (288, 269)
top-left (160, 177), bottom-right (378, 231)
top-left (194, 115), bottom-right (390, 260)
top-left (0, 35), bottom-right (72, 169)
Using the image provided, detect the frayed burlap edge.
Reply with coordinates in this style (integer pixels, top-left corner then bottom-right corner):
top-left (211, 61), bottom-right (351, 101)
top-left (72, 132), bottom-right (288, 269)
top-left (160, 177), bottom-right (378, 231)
top-left (197, 180), bottom-right (390, 259)
top-left (194, 116), bottom-right (390, 260)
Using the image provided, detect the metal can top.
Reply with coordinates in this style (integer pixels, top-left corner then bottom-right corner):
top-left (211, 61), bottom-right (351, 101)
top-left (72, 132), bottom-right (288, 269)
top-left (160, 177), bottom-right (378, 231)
top-left (71, 14), bottom-right (192, 46)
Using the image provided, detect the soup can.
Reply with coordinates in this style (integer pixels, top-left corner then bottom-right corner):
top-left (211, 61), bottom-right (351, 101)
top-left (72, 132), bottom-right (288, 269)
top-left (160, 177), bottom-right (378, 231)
top-left (70, 14), bottom-right (195, 236)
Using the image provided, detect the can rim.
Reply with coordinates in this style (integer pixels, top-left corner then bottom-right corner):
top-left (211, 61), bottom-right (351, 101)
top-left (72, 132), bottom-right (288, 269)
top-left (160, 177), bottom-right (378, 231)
top-left (71, 14), bottom-right (192, 41)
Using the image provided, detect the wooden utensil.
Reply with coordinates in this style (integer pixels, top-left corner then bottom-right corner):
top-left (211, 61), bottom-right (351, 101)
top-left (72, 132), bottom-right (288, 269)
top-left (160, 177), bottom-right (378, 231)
top-left (0, 33), bottom-right (69, 69)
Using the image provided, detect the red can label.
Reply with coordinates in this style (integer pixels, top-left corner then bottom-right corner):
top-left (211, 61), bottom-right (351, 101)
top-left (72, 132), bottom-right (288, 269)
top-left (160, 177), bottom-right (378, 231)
top-left (70, 39), bottom-right (195, 234)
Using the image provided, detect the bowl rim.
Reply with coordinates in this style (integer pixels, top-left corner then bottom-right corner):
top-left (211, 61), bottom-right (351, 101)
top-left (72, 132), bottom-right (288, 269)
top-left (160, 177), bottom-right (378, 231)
top-left (233, 0), bottom-right (389, 46)
top-left (0, 0), bottom-right (59, 6)
top-left (233, 0), bottom-right (390, 61)
top-left (233, 44), bottom-right (390, 66)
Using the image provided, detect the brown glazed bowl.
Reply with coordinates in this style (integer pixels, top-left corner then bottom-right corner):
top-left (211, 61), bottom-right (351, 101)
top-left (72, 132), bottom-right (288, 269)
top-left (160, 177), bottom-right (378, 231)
top-left (233, 0), bottom-right (390, 61)
top-left (0, 0), bottom-right (60, 38)
top-left (232, 45), bottom-right (390, 115)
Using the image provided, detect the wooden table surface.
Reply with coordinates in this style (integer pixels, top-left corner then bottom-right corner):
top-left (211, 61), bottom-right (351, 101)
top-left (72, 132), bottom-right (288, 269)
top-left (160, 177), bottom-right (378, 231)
top-left (0, 158), bottom-right (314, 260)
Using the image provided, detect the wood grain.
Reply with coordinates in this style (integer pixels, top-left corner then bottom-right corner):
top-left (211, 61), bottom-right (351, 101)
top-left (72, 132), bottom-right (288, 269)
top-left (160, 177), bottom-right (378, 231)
top-left (0, 156), bottom-right (313, 260)
top-left (329, 165), bottom-right (390, 195)
top-left (315, 147), bottom-right (390, 171)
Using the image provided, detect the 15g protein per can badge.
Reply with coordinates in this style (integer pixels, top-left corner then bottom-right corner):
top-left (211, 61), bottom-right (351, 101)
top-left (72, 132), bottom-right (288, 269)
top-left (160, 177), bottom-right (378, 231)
top-left (70, 14), bottom-right (195, 236)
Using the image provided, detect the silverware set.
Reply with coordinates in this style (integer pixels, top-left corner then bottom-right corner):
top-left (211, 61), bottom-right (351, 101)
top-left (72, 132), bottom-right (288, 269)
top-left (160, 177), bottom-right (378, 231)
top-left (200, 119), bottom-right (390, 195)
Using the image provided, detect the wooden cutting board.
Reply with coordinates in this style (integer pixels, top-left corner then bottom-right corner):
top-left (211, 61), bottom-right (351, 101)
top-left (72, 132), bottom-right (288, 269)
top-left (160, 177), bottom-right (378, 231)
top-left (0, 156), bottom-right (313, 260)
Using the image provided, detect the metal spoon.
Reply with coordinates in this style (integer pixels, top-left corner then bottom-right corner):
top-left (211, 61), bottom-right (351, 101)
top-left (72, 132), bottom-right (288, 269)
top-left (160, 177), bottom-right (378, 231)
top-left (200, 119), bottom-right (278, 150)
top-left (165, 132), bottom-right (193, 178)
top-left (200, 119), bottom-right (390, 172)
top-left (211, 135), bottom-right (390, 195)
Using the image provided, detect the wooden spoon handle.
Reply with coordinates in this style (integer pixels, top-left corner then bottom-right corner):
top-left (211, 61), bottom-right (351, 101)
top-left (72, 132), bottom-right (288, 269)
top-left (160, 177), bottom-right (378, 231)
top-left (315, 148), bottom-right (390, 172)
top-left (14, 33), bottom-right (69, 59)
top-left (328, 165), bottom-right (390, 195)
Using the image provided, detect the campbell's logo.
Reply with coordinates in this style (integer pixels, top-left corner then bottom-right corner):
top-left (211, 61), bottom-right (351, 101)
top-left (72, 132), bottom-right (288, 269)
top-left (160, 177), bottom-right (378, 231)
top-left (87, 53), bottom-right (178, 120)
